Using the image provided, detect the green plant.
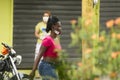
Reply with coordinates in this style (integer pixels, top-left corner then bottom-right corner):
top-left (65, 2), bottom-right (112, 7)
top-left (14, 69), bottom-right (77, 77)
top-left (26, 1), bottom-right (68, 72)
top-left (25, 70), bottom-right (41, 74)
top-left (57, 16), bottom-right (120, 80)
top-left (69, 17), bottom-right (120, 80)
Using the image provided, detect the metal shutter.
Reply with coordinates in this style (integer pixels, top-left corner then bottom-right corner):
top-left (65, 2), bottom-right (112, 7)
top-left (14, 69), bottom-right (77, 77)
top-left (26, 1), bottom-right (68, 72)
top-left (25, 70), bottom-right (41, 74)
top-left (100, 0), bottom-right (120, 30)
top-left (13, 0), bottom-right (81, 69)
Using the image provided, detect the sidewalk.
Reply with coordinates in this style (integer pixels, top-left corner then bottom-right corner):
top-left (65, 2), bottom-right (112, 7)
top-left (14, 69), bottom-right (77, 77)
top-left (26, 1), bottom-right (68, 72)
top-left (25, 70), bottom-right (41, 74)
top-left (34, 78), bottom-right (41, 80)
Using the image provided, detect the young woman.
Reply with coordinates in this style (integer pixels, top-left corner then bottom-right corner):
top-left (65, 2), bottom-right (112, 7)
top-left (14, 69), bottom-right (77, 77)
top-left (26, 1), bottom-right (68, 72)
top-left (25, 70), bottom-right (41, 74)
top-left (34, 10), bottom-right (51, 60)
top-left (29, 16), bottom-right (62, 80)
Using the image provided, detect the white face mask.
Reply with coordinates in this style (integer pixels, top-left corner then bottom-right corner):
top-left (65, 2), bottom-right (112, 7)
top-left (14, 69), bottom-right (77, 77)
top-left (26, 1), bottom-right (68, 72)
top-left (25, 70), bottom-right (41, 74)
top-left (43, 16), bottom-right (49, 22)
top-left (54, 30), bottom-right (60, 35)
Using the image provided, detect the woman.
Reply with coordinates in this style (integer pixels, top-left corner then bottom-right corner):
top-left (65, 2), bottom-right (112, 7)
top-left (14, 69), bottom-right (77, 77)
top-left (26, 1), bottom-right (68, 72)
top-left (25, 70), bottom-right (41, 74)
top-left (29, 16), bottom-right (62, 80)
top-left (34, 10), bottom-right (51, 60)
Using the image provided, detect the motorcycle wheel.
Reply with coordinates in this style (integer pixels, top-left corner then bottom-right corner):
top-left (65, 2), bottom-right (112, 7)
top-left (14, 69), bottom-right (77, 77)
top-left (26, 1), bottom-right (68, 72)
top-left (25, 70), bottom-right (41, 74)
top-left (0, 73), bottom-right (4, 80)
top-left (21, 74), bottom-right (30, 80)
top-left (10, 73), bottom-right (30, 80)
top-left (22, 78), bottom-right (30, 80)
top-left (10, 77), bottom-right (30, 80)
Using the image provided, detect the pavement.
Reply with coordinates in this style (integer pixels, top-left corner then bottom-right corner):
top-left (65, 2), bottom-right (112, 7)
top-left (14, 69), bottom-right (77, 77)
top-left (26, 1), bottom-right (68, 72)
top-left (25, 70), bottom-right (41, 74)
top-left (34, 78), bottom-right (41, 80)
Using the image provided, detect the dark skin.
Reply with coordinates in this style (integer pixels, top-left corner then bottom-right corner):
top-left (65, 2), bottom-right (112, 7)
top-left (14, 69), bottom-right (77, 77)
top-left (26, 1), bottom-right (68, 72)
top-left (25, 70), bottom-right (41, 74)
top-left (29, 22), bottom-right (62, 80)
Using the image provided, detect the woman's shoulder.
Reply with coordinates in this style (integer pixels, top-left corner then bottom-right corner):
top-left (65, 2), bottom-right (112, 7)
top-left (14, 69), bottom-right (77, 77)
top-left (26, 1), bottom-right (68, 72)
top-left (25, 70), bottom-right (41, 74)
top-left (36, 21), bottom-right (44, 25)
top-left (42, 36), bottom-right (52, 46)
top-left (43, 35), bottom-right (52, 41)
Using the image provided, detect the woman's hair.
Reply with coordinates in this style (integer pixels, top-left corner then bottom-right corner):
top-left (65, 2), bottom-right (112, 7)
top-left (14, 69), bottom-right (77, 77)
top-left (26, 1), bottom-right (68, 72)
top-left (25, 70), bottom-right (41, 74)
top-left (46, 16), bottom-right (60, 33)
top-left (43, 10), bottom-right (51, 16)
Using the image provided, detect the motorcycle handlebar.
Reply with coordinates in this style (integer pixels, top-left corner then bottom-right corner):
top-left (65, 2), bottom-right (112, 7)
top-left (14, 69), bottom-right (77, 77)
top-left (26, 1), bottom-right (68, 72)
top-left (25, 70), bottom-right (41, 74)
top-left (1, 42), bottom-right (16, 56)
top-left (1, 42), bottom-right (11, 49)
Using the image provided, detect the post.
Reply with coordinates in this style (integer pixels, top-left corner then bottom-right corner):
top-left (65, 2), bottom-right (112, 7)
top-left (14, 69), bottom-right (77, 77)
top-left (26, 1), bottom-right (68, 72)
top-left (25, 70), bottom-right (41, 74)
top-left (82, 0), bottom-right (99, 79)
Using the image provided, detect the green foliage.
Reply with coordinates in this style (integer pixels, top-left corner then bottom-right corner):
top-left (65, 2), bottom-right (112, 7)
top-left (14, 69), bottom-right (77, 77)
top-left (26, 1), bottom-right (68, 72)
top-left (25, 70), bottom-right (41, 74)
top-left (70, 17), bottom-right (120, 80)
top-left (58, 16), bottom-right (120, 80)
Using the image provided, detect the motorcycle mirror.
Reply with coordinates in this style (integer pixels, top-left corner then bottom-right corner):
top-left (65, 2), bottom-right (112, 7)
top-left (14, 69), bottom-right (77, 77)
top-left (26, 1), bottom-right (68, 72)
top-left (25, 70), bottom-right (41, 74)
top-left (11, 48), bottom-right (16, 54)
top-left (15, 55), bottom-right (22, 65)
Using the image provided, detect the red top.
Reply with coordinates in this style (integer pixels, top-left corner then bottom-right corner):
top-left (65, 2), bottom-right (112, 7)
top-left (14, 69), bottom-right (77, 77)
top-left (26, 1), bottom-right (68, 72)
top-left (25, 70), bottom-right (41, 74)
top-left (42, 35), bottom-right (61, 58)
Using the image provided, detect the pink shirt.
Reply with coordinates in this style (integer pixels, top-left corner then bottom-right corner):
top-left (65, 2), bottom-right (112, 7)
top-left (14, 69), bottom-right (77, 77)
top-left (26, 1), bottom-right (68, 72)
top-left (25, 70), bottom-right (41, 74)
top-left (42, 35), bottom-right (61, 58)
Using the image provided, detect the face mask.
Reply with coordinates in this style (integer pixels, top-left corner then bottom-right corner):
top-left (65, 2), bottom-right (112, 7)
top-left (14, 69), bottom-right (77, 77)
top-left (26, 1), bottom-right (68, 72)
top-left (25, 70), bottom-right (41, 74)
top-left (54, 30), bottom-right (60, 35)
top-left (43, 16), bottom-right (49, 22)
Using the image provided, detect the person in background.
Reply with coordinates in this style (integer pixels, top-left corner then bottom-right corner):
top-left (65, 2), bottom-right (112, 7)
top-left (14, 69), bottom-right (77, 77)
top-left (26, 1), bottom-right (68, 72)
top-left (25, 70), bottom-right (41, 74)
top-left (34, 10), bottom-right (51, 60)
top-left (30, 16), bottom-right (62, 80)
top-left (34, 10), bottom-right (51, 79)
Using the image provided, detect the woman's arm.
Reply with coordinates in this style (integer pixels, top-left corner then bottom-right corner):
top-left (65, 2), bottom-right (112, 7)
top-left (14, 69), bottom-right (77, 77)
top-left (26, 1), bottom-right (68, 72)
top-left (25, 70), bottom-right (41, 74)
top-left (29, 45), bottom-right (47, 79)
top-left (35, 29), bottom-right (40, 39)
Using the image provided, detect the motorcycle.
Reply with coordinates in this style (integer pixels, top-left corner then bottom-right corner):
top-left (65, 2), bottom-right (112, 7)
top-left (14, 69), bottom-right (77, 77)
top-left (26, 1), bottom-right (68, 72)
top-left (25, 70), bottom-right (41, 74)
top-left (0, 43), bottom-right (30, 80)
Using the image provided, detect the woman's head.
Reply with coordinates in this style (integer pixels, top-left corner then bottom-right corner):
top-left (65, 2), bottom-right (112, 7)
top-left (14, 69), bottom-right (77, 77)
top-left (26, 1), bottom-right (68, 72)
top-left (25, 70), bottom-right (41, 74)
top-left (42, 10), bottom-right (51, 23)
top-left (46, 16), bottom-right (62, 35)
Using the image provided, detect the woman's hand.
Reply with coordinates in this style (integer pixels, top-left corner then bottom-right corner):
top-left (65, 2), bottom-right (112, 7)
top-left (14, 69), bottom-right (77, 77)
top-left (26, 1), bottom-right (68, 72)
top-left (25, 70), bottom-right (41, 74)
top-left (29, 71), bottom-right (35, 80)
